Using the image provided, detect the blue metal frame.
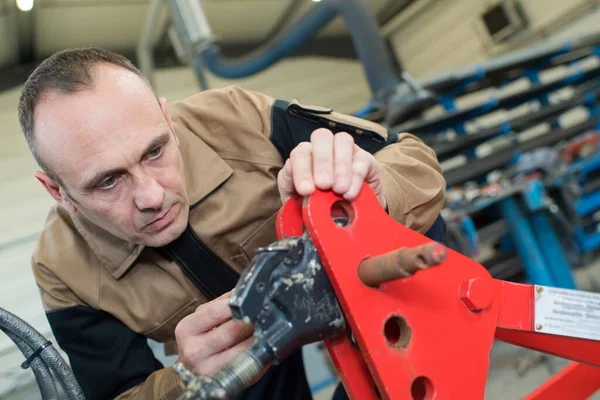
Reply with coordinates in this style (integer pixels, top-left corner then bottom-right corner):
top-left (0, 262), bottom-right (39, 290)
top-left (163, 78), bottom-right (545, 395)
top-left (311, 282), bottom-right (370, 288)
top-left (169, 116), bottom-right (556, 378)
top-left (575, 228), bottom-right (600, 253)
top-left (499, 197), bottom-right (557, 286)
top-left (528, 212), bottom-right (577, 289)
top-left (569, 151), bottom-right (600, 177)
top-left (525, 68), bottom-right (551, 107)
top-left (523, 180), bottom-right (545, 212)
top-left (575, 190), bottom-right (600, 216)
top-left (459, 216), bottom-right (479, 255)
top-left (514, 181), bottom-right (577, 288)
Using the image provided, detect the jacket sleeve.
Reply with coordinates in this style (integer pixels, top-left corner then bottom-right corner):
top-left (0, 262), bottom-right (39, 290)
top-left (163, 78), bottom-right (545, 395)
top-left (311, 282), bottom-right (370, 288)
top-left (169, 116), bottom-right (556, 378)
top-left (37, 263), bottom-right (184, 400)
top-left (217, 86), bottom-right (446, 234)
top-left (374, 133), bottom-right (446, 233)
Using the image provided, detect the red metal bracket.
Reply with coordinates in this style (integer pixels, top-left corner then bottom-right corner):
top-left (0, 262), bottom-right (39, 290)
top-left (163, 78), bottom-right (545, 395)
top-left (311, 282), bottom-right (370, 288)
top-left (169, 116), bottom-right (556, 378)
top-left (277, 184), bottom-right (600, 400)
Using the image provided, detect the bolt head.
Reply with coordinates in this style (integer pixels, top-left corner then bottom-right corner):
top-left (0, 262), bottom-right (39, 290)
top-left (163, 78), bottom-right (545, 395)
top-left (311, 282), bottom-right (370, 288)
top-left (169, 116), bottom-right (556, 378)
top-left (459, 278), bottom-right (492, 312)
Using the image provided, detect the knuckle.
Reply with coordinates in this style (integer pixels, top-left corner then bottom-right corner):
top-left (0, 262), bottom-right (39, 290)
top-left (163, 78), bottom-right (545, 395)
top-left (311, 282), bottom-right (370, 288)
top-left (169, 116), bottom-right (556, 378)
top-left (279, 160), bottom-right (291, 177)
top-left (353, 161), bottom-right (369, 176)
top-left (311, 128), bottom-right (333, 139)
top-left (334, 163), bottom-right (349, 175)
top-left (206, 302), bottom-right (227, 322)
top-left (197, 363), bottom-right (218, 377)
top-left (174, 318), bottom-right (190, 342)
top-left (174, 323), bottom-right (185, 342)
top-left (181, 339), bottom-right (208, 367)
top-left (190, 359), bottom-right (212, 376)
top-left (222, 323), bottom-right (241, 345)
top-left (337, 131), bottom-right (354, 143)
top-left (356, 151), bottom-right (374, 165)
top-left (277, 169), bottom-right (287, 184)
top-left (292, 142), bottom-right (312, 156)
top-left (195, 366), bottom-right (209, 376)
top-left (314, 151), bottom-right (331, 164)
top-left (179, 344), bottom-right (195, 366)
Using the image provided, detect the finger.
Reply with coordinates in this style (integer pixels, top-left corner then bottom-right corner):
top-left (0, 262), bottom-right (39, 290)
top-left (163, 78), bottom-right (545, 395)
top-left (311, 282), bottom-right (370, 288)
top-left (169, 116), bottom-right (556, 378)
top-left (277, 158), bottom-right (295, 203)
top-left (333, 132), bottom-right (355, 194)
top-left (344, 148), bottom-right (374, 201)
top-left (290, 142), bottom-right (314, 195)
top-left (197, 336), bottom-right (256, 376)
top-left (179, 297), bottom-right (234, 337)
top-left (310, 129), bottom-right (334, 189)
top-left (216, 290), bottom-right (233, 300)
top-left (365, 158), bottom-right (383, 192)
top-left (204, 318), bottom-right (255, 356)
top-left (179, 318), bottom-right (253, 370)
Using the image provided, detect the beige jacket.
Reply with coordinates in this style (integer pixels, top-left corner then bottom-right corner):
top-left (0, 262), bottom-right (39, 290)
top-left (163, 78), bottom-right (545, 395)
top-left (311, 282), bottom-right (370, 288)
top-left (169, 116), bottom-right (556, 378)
top-left (32, 86), bottom-right (446, 399)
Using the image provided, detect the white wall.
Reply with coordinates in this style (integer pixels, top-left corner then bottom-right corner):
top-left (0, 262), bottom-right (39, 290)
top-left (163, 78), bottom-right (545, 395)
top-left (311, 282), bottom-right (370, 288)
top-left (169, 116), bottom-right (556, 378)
top-left (387, 0), bottom-right (600, 79)
top-left (0, 4), bottom-right (20, 68)
top-left (34, 0), bottom-right (166, 57)
top-left (32, 0), bottom-right (388, 58)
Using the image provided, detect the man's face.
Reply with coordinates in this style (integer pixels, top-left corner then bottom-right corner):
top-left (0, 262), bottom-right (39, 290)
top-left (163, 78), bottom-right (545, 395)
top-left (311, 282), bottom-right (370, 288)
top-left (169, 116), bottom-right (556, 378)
top-left (33, 63), bottom-right (189, 247)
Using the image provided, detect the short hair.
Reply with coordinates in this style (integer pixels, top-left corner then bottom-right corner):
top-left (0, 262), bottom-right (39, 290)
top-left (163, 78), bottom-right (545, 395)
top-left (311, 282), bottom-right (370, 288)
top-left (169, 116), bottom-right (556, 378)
top-left (18, 47), bottom-right (148, 186)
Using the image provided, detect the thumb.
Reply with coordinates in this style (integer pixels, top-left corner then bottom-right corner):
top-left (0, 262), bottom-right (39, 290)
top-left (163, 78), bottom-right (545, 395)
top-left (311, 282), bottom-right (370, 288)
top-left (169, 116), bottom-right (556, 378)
top-left (365, 160), bottom-right (387, 210)
top-left (277, 159), bottom-right (296, 204)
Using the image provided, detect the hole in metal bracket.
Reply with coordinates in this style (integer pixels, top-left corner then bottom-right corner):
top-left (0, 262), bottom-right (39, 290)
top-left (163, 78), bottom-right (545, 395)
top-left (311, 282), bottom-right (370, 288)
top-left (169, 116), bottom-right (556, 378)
top-left (411, 376), bottom-right (434, 400)
top-left (331, 200), bottom-right (354, 227)
top-left (384, 315), bottom-right (411, 348)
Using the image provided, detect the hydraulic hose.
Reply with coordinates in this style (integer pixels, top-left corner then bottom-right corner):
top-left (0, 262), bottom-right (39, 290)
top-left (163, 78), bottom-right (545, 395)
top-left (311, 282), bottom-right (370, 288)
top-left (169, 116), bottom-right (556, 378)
top-left (0, 307), bottom-right (85, 400)
top-left (2, 328), bottom-right (59, 400)
top-left (192, 0), bottom-right (401, 98)
top-left (192, 4), bottom-right (336, 79)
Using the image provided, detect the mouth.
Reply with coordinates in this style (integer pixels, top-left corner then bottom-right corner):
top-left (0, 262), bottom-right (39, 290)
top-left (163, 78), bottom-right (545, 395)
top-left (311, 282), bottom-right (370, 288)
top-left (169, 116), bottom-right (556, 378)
top-left (143, 204), bottom-right (177, 232)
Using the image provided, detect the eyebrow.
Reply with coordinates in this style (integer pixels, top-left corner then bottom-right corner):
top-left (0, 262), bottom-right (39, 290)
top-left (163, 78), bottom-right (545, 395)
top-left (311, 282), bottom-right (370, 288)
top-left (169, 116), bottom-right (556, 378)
top-left (81, 132), bottom-right (170, 190)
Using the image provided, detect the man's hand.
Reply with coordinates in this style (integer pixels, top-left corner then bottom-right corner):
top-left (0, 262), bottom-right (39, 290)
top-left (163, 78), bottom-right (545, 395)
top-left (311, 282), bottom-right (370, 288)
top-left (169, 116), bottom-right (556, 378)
top-left (175, 291), bottom-right (255, 377)
top-left (277, 128), bottom-right (387, 208)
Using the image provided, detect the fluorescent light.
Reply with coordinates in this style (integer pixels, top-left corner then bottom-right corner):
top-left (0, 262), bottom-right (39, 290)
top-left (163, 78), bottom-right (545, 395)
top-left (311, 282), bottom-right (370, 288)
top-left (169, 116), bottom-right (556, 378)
top-left (312, 0), bottom-right (322, 2)
top-left (16, 0), bottom-right (34, 12)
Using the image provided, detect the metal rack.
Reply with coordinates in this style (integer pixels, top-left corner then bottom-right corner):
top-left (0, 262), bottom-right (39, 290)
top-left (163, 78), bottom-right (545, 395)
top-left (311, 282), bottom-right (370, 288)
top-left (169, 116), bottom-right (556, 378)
top-left (411, 33), bottom-right (600, 288)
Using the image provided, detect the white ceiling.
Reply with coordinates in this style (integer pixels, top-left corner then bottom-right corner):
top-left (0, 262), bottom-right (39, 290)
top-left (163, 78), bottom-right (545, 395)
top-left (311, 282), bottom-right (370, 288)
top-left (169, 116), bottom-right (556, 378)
top-left (0, 0), bottom-right (390, 67)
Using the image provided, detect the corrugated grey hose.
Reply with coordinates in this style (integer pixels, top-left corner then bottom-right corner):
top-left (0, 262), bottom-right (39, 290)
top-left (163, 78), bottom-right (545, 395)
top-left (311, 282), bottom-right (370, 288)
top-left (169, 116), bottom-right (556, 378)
top-left (2, 328), bottom-right (59, 400)
top-left (0, 307), bottom-right (85, 400)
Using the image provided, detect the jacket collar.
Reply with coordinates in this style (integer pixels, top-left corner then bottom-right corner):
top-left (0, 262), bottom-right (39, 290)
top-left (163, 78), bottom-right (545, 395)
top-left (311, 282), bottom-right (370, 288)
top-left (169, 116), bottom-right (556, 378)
top-left (71, 129), bottom-right (233, 280)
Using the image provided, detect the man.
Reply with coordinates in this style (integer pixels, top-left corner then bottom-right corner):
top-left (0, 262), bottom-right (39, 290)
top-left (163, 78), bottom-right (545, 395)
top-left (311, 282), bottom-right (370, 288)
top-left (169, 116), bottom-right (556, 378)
top-left (19, 47), bottom-right (446, 400)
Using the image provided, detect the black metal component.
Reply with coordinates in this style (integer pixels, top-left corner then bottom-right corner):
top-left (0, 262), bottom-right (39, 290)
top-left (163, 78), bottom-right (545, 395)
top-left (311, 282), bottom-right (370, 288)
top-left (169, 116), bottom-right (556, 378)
top-left (177, 232), bottom-right (346, 400)
top-left (230, 232), bottom-right (346, 362)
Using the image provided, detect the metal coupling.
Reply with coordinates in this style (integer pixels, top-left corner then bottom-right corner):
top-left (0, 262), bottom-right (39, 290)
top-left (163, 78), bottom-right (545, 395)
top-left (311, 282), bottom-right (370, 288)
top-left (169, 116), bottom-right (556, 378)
top-left (175, 348), bottom-right (266, 400)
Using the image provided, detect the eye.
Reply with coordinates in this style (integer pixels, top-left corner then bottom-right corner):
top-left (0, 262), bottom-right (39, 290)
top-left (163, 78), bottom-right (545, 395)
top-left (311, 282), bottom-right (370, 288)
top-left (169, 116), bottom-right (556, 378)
top-left (147, 145), bottom-right (164, 160)
top-left (98, 176), bottom-right (118, 190)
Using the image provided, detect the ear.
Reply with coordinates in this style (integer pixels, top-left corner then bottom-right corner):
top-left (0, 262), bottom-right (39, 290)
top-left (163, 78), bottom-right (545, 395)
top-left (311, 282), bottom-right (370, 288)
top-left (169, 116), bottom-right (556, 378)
top-left (34, 171), bottom-right (78, 213)
top-left (159, 97), bottom-right (179, 146)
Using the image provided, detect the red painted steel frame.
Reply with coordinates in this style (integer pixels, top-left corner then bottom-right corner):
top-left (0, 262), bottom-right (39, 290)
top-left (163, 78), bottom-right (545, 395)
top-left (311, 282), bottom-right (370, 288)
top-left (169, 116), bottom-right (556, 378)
top-left (524, 362), bottom-right (600, 400)
top-left (276, 185), bottom-right (600, 399)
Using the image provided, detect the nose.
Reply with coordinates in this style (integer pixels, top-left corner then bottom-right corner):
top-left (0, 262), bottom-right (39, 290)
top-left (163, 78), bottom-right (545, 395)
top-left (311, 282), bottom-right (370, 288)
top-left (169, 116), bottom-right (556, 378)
top-left (134, 171), bottom-right (165, 211)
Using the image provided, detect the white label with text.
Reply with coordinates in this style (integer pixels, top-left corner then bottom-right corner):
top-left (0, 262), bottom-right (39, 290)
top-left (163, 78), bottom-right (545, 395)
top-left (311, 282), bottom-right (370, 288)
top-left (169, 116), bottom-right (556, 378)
top-left (534, 285), bottom-right (600, 341)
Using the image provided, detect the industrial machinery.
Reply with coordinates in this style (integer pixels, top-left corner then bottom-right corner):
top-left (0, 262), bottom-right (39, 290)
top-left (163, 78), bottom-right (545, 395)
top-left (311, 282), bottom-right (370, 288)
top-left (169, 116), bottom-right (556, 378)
top-left (139, 0), bottom-right (437, 126)
top-left (175, 185), bottom-right (600, 400)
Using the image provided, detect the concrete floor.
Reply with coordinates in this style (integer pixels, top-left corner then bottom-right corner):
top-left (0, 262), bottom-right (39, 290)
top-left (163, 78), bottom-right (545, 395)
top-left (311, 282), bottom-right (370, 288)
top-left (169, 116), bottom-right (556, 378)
top-left (3, 53), bottom-right (600, 398)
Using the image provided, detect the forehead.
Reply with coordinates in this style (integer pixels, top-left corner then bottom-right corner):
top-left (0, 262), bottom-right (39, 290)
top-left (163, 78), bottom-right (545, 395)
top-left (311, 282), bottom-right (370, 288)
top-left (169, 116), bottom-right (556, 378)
top-left (33, 64), bottom-right (167, 183)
